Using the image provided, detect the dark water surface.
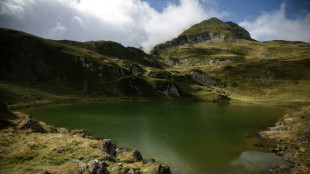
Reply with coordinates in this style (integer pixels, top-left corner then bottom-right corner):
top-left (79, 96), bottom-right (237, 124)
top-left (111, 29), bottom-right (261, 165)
top-left (25, 101), bottom-right (289, 173)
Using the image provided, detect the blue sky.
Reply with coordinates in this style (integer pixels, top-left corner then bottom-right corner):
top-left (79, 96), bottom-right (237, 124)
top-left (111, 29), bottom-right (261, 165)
top-left (143, 0), bottom-right (310, 21)
top-left (0, 0), bottom-right (309, 51)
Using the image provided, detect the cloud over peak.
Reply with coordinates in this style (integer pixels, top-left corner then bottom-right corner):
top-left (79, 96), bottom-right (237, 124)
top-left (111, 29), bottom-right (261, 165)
top-left (0, 0), bottom-right (224, 51)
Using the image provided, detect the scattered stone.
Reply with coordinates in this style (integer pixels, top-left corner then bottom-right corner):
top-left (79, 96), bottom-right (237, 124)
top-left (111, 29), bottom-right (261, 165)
top-left (88, 159), bottom-right (109, 174)
top-left (288, 113), bottom-right (294, 117)
top-left (101, 139), bottom-right (116, 156)
top-left (20, 117), bottom-right (47, 133)
top-left (245, 133), bottom-right (252, 138)
top-left (78, 161), bottom-right (87, 174)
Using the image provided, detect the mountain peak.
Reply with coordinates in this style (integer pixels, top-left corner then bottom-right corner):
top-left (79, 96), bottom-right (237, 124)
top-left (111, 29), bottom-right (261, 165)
top-left (178, 17), bottom-right (252, 41)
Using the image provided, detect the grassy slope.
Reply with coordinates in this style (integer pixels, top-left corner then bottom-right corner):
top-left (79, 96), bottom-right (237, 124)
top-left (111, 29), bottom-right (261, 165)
top-left (151, 39), bottom-right (310, 105)
top-left (0, 112), bottom-right (169, 174)
top-left (0, 28), bottom-right (172, 107)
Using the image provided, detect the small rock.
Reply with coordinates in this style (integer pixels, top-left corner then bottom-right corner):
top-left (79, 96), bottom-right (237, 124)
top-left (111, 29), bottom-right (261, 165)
top-left (78, 161), bottom-right (87, 174)
top-left (127, 169), bottom-right (142, 174)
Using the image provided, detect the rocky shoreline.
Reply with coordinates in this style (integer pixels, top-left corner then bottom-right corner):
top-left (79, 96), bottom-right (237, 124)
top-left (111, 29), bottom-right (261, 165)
top-left (257, 106), bottom-right (310, 173)
top-left (0, 102), bottom-right (171, 174)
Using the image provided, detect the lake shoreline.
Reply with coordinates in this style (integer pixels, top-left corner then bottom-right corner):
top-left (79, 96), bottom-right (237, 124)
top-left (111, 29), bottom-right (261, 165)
top-left (2, 99), bottom-right (310, 173)
top-left (0, 101), bottom-right (171, 174)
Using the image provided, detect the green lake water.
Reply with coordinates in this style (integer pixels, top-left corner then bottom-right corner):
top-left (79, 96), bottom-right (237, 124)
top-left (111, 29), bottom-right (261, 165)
top-left (25, 101), bottom-right (290, 174)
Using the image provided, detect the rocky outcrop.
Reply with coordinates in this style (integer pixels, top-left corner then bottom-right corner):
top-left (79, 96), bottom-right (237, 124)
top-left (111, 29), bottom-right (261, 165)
top-left (20, 117), bottom-right (47, 133)
top-left (187, 69), bottom-right (215, 86)
top-left (152, 80), bottom-right (180, 97)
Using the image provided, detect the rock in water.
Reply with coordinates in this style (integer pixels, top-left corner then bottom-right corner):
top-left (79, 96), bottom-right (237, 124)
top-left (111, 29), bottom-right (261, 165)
top-left (88, 159), bottom-right (109, 174)
top-left (21, 117), bottom-right (47, 133)
top-left (101, 139), bottom-right (116, 156)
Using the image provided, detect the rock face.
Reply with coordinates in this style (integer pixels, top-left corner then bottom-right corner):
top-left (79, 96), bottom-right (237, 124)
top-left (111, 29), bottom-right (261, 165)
top-left (187, 69), bottom-right (215, 86)
top-left (20, 117), bottom-right (46, 133)
top-left (152, 81), bottom-right (180, 97)
top-left (88, 159), bottom-right (109, 174)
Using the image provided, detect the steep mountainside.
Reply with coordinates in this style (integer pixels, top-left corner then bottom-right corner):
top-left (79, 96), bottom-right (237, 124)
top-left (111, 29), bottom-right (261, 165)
top-left (1, 17), bottom-right (310, 108)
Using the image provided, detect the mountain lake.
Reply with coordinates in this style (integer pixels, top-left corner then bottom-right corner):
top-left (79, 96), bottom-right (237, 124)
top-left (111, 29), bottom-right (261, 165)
top-left (24, 101), bottom-right (291, 173)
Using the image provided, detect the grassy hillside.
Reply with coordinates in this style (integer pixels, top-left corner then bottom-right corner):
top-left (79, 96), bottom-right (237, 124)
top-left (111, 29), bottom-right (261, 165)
top-left (1, 17), bottom-right (310, 107)
top-left (0, 28), bottom-right (195, 107)
top-left (150, 18), bottom-right (310, 105)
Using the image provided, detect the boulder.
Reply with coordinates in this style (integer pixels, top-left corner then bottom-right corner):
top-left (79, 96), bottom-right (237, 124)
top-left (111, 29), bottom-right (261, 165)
top-left (20, 117), bottom-right (46, 133)
top-left (88, 159), bottom-right (109, 174)
top-left (101, 139), bottom-right (116, 156)
top-left (158, 164), bottom-right (171, 174)
top-left (132, 150), bottom-right (143, 161)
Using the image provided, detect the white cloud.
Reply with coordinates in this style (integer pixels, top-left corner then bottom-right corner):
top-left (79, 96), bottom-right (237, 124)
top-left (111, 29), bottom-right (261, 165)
top-left (0, 0), bottom-right (224, 51)
top-left (239, 3), bottom-right (310, 42)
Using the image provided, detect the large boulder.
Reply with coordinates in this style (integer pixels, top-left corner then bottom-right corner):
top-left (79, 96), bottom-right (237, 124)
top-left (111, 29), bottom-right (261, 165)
top-left (132, 150), bottom-right (143, 161)
top-left (88, 159), bottom-right (109, 174)
top-left (20, 117), bottom-right (47, 133)
top-left (101, 139), bottom-right (116, 156)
